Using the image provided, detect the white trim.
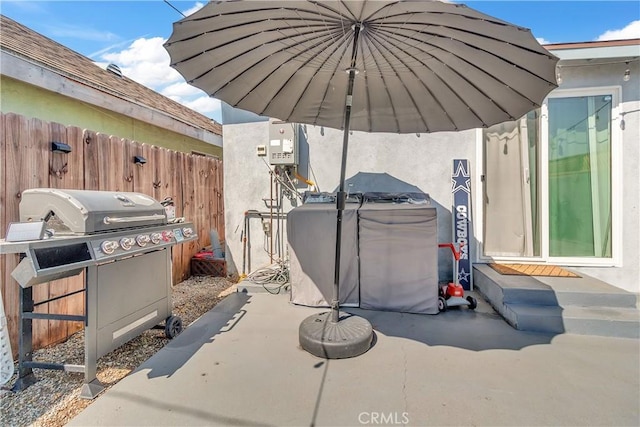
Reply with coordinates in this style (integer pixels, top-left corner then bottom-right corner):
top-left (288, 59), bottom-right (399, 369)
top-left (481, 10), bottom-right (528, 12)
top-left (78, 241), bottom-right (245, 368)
top-left (519, 117), bottom-right (534, 256)
top-left (540, 101), bottom-right (550, 260)
top-left (586, 97), bottom-right (602, 254)
top-left (474, 128), bottom-right (484, 263)
top-left (549, 45), bottom-right (640, 60)
top-left (545, 86), bottom-right (622, 267)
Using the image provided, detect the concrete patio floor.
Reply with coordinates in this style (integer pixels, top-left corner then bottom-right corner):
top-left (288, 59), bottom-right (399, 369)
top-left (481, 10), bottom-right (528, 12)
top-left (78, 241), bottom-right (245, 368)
top-left (69, 291), bottom-right (639, 426)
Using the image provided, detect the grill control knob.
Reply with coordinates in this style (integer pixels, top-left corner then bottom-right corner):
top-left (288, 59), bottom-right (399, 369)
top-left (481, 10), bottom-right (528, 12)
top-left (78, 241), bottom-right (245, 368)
top-left (150, 232), bottom-right (162, 244)
top-left (161, 230), bottom-right (174, 242)
top-left (100, 240), bottom-right (119, 255)
top-left (136, 234), bottom-right (150, 247)
top-left (119, 237), bottom-right (135, 251)
top-left (182, 227), bottom-right (194, 238)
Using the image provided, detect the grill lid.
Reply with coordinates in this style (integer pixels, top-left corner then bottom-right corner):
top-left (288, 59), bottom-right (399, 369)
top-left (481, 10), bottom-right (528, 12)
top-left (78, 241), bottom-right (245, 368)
top-left (19, 188), bottom-right (167, 234)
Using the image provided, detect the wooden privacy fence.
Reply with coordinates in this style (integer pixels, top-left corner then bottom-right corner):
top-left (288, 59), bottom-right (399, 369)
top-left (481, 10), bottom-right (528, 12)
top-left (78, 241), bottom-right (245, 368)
top-left (1, 112), bottom-right (224, 355)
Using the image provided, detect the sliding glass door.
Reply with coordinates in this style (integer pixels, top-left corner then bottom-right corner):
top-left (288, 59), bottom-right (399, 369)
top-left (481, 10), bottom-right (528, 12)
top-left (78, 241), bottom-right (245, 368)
top-left (483, 88), bottom-right (617, 263)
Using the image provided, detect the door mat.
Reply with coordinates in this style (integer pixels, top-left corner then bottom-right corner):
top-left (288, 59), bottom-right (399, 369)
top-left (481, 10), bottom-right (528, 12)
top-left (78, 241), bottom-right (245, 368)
top-left (488, 263), bottom-right (580, 278)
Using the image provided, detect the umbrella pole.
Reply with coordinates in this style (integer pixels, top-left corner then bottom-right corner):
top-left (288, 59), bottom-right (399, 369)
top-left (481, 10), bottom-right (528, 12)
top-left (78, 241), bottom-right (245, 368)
top-left (330, 68), bottom-right (355, 324)
top-left (299, 24), bottom-right (372, 359)
top-left (331, 23), bottom-right (361, 324)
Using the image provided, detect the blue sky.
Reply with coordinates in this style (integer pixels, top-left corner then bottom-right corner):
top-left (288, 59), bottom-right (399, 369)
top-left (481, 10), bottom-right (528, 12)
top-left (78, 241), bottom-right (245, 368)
top-left (2, 1), bottom-right (639, 123)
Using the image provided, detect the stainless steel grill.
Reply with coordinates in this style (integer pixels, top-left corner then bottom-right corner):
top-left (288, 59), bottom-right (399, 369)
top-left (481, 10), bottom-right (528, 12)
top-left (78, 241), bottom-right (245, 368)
top-left (0, 188), bottom-right (198, 399)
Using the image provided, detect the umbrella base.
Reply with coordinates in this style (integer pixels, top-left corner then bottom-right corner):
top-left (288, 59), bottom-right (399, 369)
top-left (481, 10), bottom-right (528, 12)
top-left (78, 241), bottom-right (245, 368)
top-left (299, 311), bottom-right (373, 359)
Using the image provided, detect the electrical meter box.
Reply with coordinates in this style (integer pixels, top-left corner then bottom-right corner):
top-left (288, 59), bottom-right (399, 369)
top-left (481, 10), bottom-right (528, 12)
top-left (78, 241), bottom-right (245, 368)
top-left (268, 119), bottom-right (298, 165)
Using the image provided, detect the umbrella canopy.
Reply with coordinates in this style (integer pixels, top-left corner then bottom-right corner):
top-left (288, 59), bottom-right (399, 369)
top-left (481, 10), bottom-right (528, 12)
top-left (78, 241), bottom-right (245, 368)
top-left (165, 0), bottom-right (559, 359)
top-left (165, 0), bottom-right (558, 134)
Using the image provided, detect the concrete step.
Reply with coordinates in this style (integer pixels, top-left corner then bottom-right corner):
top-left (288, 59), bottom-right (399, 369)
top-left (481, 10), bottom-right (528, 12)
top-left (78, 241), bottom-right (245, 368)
top-left (554, 289), bottom-right (638, 308)
top-left (474, 264), bottom-right (637, 309)
top-left (500, 287), bottom-right (637, 308)
top-left (561, 305), bottom-right (640, 338)
top-left (473, 264), bottom-right (640, 339)
top-left (504, 304), bottom-right (640, 338)
top-left (502, 304), bottom-right (564, 334)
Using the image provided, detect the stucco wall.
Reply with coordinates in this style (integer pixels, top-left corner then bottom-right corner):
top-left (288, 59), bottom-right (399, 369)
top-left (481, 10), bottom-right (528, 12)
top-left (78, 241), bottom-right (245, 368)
top-left (1, 76), bottom-right (223, 157)
top-left (224, 121), bottom-right (477, 283)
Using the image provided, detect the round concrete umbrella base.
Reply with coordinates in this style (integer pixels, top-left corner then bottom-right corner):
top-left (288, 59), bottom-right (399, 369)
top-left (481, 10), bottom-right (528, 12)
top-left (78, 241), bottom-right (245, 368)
top-left (299, 311), bottom-right (373, 359)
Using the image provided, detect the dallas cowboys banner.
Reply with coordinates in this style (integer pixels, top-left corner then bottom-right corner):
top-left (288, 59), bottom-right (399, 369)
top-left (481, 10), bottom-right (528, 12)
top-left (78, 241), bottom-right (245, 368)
top-left (452, 159), bottom-right (472, 290)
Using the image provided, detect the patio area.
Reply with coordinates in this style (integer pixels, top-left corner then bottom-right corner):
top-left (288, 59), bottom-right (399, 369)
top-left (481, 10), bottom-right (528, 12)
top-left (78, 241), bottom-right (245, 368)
top-left (68, 290), bottom-right (639, 426)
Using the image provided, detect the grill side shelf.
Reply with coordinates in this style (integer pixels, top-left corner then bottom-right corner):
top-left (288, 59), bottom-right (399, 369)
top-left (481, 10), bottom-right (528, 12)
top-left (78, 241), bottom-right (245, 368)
top-left (0, 223), bottom-right (198, 288)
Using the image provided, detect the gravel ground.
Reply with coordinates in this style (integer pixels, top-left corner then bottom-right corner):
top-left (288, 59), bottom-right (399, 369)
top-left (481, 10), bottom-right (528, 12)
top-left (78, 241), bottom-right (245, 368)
top-left (0, 275), bottom-right (236, 427)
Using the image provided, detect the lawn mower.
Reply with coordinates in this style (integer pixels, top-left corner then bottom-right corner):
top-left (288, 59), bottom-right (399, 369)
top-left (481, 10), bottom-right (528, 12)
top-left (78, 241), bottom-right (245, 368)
top-left (437, 242), bottom-right (477, 312)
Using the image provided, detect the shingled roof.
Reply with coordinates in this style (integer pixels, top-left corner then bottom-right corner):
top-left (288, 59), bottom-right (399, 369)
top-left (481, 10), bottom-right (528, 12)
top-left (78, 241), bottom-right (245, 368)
top-left (0, 15), bottom-right (222, 136)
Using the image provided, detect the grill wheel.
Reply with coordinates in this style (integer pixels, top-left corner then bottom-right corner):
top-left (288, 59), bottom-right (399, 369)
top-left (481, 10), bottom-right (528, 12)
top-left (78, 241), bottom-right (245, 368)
top-left (165, 315), bottom-right (183, 339)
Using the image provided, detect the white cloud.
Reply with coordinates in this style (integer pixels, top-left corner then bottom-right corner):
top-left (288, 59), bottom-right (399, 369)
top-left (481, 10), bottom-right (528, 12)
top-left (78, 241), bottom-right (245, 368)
top-left (102, 37), bottom-right (168, 66)
top-left (536, 37), bottom-right (552, 45)
top-left (100, 37), bottom-right (182, 87)
top-left (184, 2), bottom-right (206, 17)
top-left (95, 36), bottom-right (222, 123)
top-left (88, 39), bottom-right (140, 59)
top-left (596, 20), bottom-right (640, 41)
top-left (182, 96), bottom-right (222, 116)
top-left (162, 81), bottom-right (204, 98)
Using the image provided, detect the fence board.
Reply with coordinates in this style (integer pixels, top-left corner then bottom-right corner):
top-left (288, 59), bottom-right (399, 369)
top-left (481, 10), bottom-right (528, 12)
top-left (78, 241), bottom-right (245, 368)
top-left (205, 157), bottom-right (214, 243)
top-left (0, 113), bottom-right (13, 354)
top-left (83, 130), bottom-right (100, 190)
top-left (211, 161), bottom-right (219, 239)
top-left (194, 155), bottom-right (207, 249)
top-left (47, 122), bottom-right (85, 343)
top-left (101, 135), bottom-right (130, 192)
top-left (216, 162), bottom-right (225, 242)
top-left (150, 145), bottom-right (163, 202)
top-left (162, 148), bottom-right (183, 284)
top-left (133, 143), bottom-right (154, 196)
top-left (1, 114), bottom-right (224, 355)
top-left (21, 118), bottom-right (51, 348)
top-left (3, 114), bottom-right (25, 353)
top-left (65, 126), bottom-right (87, 338)
top-left (0, 117), bottom-right (4, 304)
top-left (120, 138), bottom-right (134, 193)
top-left (180, 153), bottom-right (198, 281)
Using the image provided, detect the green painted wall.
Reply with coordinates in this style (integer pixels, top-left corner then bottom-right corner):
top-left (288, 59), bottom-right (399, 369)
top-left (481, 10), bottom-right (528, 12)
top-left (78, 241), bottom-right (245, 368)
top-left (0, 76), bottom-right (222, 158)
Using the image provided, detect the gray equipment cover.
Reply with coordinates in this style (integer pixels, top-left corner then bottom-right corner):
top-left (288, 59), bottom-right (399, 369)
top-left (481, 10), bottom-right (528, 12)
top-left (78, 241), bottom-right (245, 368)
top-left (358, 204), bottom-right (438, 314)
top-left (288, 203), bottom-right (359, 307)
top-left (288, 203), bottom-right (438, 314)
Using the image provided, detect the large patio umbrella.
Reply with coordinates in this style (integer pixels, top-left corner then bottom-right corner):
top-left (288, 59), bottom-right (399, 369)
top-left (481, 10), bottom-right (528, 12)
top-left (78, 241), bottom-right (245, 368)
top-left (165, 0), bottom-right (558, 358)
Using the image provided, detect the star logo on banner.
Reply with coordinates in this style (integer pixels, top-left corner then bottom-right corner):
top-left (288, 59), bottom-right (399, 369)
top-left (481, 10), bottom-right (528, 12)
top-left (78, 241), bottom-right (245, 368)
top-left (458, 268), bottom-right (470, 284)
top-left (451, 160), bottom-right (471, 193)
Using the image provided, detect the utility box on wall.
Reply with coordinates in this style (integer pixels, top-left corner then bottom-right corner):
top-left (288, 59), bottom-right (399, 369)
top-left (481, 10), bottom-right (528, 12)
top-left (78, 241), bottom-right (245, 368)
top-left (269, 119), bottom-right (299, 165)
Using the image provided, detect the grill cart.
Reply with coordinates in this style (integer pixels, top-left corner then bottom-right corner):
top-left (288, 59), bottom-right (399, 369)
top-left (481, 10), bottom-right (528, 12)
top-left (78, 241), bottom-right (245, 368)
top-left (0, 189), bottom-right (198, 398)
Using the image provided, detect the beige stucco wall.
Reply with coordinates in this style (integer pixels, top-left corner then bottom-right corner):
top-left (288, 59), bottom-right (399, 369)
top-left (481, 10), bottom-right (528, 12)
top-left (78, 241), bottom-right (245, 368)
top-left (0, 76), bottom-right (222, 158)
